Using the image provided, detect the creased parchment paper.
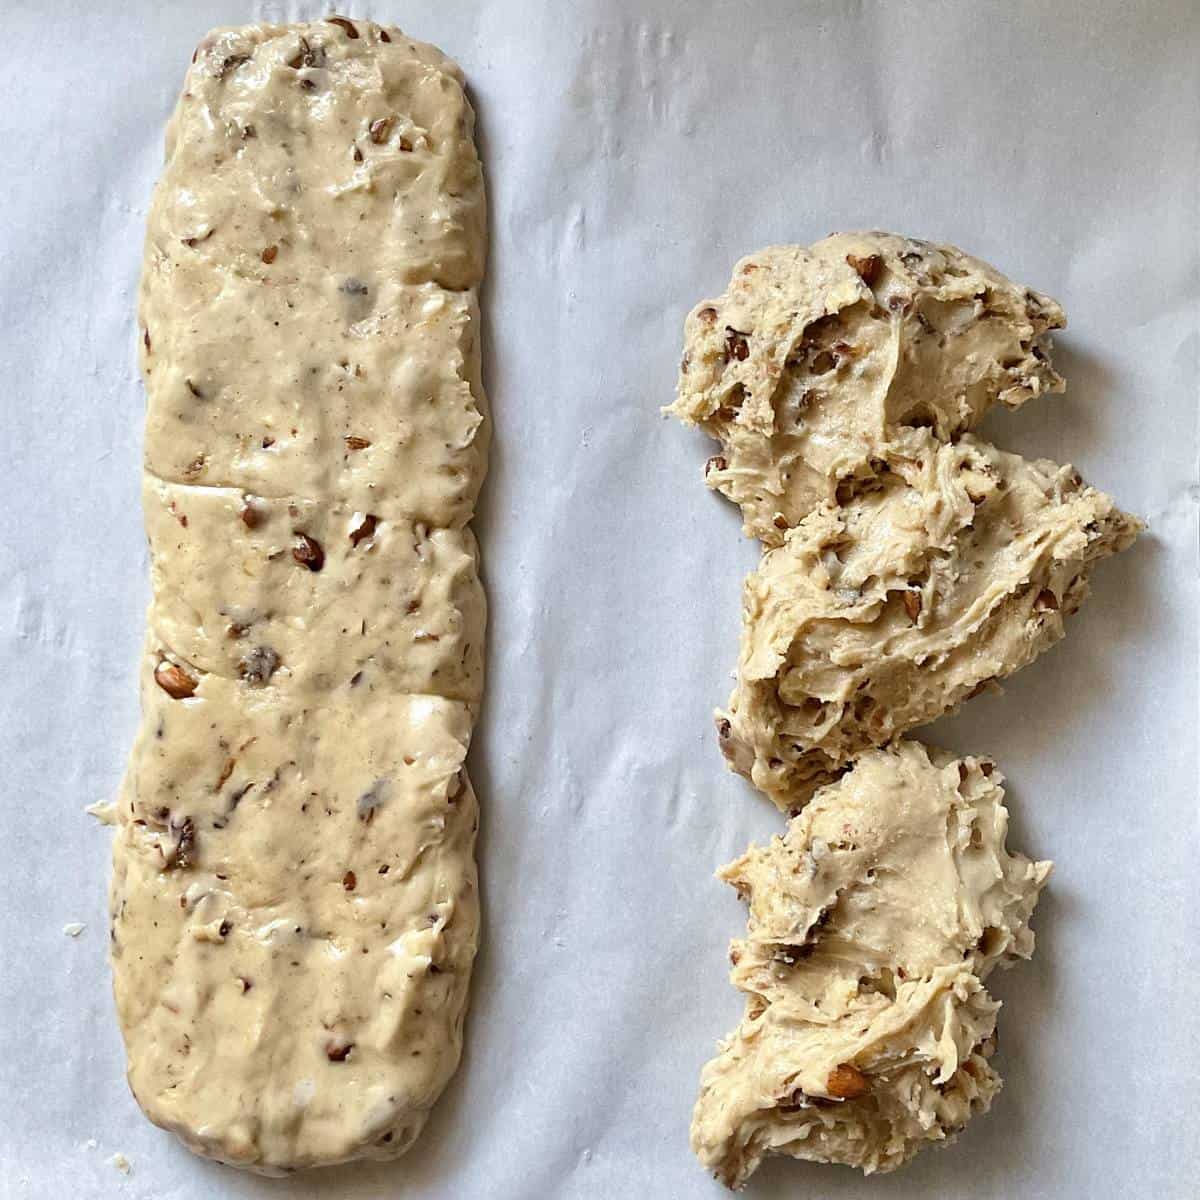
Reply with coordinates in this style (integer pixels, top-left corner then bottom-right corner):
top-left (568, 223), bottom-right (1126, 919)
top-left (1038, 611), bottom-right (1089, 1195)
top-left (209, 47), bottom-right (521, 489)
top-left (0, 1), bottom-right (1196, 1197)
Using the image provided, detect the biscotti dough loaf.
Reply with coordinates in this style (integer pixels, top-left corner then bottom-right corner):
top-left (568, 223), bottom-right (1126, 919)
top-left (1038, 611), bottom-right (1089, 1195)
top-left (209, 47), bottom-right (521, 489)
top-left (720, 430), bottom-right (1140, 809)
top-left (112, 18), bottom-right (487, 1172)
top-left (667, 232), bottom-right (1065, 545)
top-left (691, 742), bottom-right (1051, 1186)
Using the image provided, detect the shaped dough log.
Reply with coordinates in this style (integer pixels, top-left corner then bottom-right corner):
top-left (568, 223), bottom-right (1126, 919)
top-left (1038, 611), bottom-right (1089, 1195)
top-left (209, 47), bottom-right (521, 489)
top-left (692, 742), bottom-right (1051, 1186)
top-left (667, 232), bottom-right (1065, 545)
top-left (112, 18), bottom-right (487, 1172)
top-left (719, 431), bottom-right (1140, 809)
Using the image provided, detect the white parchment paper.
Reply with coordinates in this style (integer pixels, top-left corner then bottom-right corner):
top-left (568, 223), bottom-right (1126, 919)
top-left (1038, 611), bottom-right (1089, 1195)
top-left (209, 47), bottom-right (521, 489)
top-left (1, 1), bottom-right (1197, 1196)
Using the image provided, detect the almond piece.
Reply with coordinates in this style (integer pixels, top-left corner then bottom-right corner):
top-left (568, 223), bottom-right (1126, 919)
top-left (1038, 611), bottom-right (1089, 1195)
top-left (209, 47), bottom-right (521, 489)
top-left (725, 327), bottom-right (750, 361)
top-left (292, 533), bottom-right (325, 572)
top-left (846, 253), bottom-right (883, 285)
top-left (240, 496), bottom-right (265, 528)
top-left (826, 1063), bottom-right (869, 1100)
top-left (369, 116), bottom-right (395, 144)
top-left (155, 660), bottom-right (197, 699)
top-left (349, 513), bottom-right (378, 548)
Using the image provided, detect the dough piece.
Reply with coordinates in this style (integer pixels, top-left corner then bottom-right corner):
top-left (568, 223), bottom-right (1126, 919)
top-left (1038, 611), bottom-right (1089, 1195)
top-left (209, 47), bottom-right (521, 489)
top-left (144, 479), bottom-right (484, 707)
top-left (691, 742), bottom-right (1051, 1186)
top-left (139, 30), bottom-right (486, 527)
top-left (112, 655), bottom-right (478, 1170)
top-left (113, 19), bottom-right (487, 1173)
top-left (667, 232), bottom-right (1065, 545)
top-left (720, 431), bottom-right (1140, 808)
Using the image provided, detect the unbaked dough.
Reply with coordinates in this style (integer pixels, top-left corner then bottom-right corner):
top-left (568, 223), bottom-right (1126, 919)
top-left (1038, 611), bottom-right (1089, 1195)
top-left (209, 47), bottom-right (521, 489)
top-left (111, 18), bottom-right (487, 1173)
top-left (143, 479), bottom-right (485, 707)
top-left (719, 430), bottom-right (1140, 809)
top-left (667, 232), bottom-right (1065, 545)
top-left (691, 741), bottom-right (1051, 1185)
top-left (113, 660), bottom-right (478, 1169)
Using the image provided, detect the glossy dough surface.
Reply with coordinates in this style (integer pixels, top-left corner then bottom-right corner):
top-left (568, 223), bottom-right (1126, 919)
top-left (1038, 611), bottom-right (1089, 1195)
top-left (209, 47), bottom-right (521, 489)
top-left (112, 18), bottom-right (487, 1173)
top-left (691, 742), bottom-right (1051, 1186)
top-left (667, 232), bottom-right (1066, 545)
top-left (720, 431), bottom-right (1140, 809)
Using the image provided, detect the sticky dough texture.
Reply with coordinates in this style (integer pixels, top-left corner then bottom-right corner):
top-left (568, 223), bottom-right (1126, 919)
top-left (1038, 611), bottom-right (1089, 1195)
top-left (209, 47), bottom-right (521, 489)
top-left (144, 478), bottom-right (485, 707)
top-left (719, 431), bottom-right (1141, 809)
top-left (690, 742), bottom-right (1051, 1186)
top-left (140, 30), bottom-right (486, 526)
top-left (667, 232), bottom-right (1066, 545)
top-left (113, 660), bottom-right (478, 1169)
top-left (113, 19), bottom-right (487, 1173)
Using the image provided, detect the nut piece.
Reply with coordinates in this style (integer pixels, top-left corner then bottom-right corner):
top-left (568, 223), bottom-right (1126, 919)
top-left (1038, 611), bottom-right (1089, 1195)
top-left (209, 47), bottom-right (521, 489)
top-left (902, 590), bottom-right (922, 621)
top-left (1034, 588), bottom-right (1059, 612)
top-left (342, 870), bottom-right (357, 891)
top-left (287, 36), bottom-right (325, 70)
top-left (240, 496), bottom-right (265, 529)
top-left (705, 455), bottom-right (728, 477)
top-left (846, 253), bottom-right (883, 285)
top-left (260, 245), bottom-right (278, 264)
top-left (155, 660), bottom-right (197, 699)
top-left (239, 646), bottom-right (280, 686)
top-left (826, 1063), bottom-right (869, 1100)
top-left (292, 533), bottom-right (325, 572)
top-left (349, 513), bottom-right (378, 548)
top-left (369, 116), bottom-right (395, 144)
top-left (344, 435), bottom-right (371, 451)
top-left (326, 15), bottom-right (359, 38)
top-left (725, 327), bottom-right (750, 362)
top-left (326, 1040), bottom-right (354, 1062)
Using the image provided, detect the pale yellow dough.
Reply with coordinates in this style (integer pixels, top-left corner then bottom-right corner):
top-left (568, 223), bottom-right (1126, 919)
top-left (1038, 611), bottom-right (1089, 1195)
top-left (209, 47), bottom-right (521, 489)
top-left (720, 430), bottom-right (1140, 809)
top-left (144, 479), bottom-right (485, 707)
top-left (692, 741), bottom-right (1051, 1186)
top-left (113, 18), bottom-right (487, 1173)
top-left (667, 232), bottom-right (1065, 545)
top-left (113, 658), bottom-right (478, 1170)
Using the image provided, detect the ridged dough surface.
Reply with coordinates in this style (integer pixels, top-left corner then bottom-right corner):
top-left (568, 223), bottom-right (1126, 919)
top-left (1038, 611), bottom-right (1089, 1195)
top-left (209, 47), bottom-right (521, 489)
top-left (668, 232), bottom-right (1065, 545)
top-left (692, 742), bottom-right (1051, 1186)
top-left (719, 431), bottom-right (1140, 809)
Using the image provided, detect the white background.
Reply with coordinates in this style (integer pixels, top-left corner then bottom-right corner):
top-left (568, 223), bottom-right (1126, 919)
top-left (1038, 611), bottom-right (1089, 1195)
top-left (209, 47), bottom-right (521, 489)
top-left (1, 1), bottom-right (1197, 1197)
